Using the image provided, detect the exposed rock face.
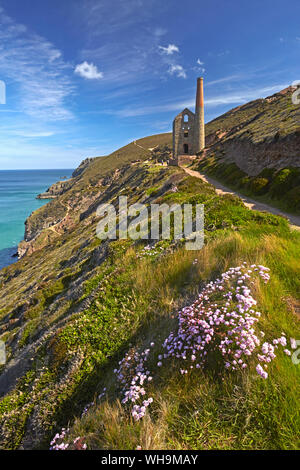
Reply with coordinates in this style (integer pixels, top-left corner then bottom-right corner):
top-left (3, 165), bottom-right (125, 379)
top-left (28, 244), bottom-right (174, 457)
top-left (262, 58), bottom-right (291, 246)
top-left (19, 159), bottom-right (104, 257)
top-left (36, 179), bottom-right (74, 199)
top-left (210, 131), bottom-right (300, 176)
top-left (202, 86), bottom-right (300, 176)
top-left (72, 157), bottom-right (99, 178)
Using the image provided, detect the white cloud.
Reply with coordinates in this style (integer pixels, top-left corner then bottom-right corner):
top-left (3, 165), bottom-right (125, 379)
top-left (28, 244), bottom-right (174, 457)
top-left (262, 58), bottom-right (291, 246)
top-left (158, 44), bottom-right (179, 55)
top-left (74, 61), bottom-right (103, 80)
top-left (168, 64), bottom-right (187, 79)
top-left (193, 58), bottom-right (205, 74)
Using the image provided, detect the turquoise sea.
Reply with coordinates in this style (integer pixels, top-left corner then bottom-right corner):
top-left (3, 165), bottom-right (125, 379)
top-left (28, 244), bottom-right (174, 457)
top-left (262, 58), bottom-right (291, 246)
top-left (0, 169), bottom-right (74, 271)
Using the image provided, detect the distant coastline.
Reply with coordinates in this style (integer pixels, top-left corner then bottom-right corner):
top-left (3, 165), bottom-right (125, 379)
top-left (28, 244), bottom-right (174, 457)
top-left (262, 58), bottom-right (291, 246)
top-left (0, 169), bottom-right (74, 271)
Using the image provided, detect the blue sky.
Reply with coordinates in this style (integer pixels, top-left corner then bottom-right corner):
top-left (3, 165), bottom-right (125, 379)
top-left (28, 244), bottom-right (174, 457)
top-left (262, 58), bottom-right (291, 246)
top-left (0, 0), bottom-right (299, 169)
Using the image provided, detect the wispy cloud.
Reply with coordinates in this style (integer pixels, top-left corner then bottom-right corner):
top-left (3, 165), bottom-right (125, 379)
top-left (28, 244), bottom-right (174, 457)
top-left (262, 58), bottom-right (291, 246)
top-left (79, 31), bottom-right (182, 85)
top-left (0, 139), bottom-right (106, 169)
top-left (158, 44), bottom-right (179, 55)
top-left (113, 83), bottom-right (289, 117)
top-left (12, 131), bottom-right (55, 138)
top-left (76, 0), bottom-right (176, 85)
top-left (78, 0), bottom-right (160, 37)
top-left (75, 61), bottom-right (103, 79)
top-left (208, 49), bottom-right (230, 58)
top-left (168, 64), bottom-right (187, 79)
top-left (154, 27), bottom-right (167, 38)
top-left (206, 74), bottom-right (246, 86)
top-left (0, 7), bottom-right (74, 121)
top-left (193, 58), bottom-right (206, 74)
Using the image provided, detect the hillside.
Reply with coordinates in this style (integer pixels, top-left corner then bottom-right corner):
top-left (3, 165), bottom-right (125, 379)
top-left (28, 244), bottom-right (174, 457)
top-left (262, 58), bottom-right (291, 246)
top-left (203, 86), bottom-right (299, 173)
top-left (193, 87), bottom-right (300, 214)
top-left (18, 133), bottom-right (172, 258)
top-left (0, 126), bottom-right (299, 449)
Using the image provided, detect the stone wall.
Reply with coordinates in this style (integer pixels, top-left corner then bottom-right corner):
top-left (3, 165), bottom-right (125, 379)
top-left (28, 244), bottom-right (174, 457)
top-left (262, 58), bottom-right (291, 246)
top-left (173, 108), bottom-right (195, 160)
top-left (218, 132), bottom-right (300, 176)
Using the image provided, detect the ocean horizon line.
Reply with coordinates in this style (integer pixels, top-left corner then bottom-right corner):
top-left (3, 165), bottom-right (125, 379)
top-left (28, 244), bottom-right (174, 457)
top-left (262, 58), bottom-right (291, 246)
top-left (0, 168), bottom-right (75, 171)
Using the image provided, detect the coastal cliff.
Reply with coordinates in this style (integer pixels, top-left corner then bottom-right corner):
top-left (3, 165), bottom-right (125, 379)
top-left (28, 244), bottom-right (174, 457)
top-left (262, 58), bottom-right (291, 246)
top-left (36, 179), bottom-right (74, 199)
top-left (0, 98), bottom-right (299, 450)
top-left (200, 87), bottom-right (300, 175)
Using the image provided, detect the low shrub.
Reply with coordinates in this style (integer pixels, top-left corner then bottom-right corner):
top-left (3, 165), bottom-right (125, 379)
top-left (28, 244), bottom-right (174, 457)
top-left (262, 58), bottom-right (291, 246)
top-left (284, 186), bottom-right (300, 211)
top-left (249, 177), bottom-right (269, 195)
top-left (269, 168), bottom-right (300, 199)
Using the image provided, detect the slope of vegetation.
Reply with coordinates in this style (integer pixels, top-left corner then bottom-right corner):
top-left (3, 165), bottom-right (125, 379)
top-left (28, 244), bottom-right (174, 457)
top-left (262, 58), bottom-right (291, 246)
top-left (52, 220), bottom-right (300, 451)
top-left (21, 132), bottom-right (172, 246)
top-left (204, 88), bottom-right (299, 143)
top-left (0, 130), bottom-right (299, 450)
top-left (190, 86), bottom-right (300, 215)
top-left (194, 154), bottom-right (300, 214)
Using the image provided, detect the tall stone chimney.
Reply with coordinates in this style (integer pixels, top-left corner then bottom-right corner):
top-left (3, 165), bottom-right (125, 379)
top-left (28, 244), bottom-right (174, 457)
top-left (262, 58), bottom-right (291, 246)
top-left (194, 77), bottom-right (205, 153)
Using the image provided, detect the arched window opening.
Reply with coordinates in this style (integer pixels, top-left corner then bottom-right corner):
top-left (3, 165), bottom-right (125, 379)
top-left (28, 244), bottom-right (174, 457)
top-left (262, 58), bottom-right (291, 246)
top-left (183, 114), bottom-right (189, 122)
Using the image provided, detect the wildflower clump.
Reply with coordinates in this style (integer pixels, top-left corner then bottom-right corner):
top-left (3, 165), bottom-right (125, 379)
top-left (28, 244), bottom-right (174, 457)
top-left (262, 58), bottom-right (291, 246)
top-left (137, 244), bottom-right (165, 259)
top-left (50, 428), bottom-right (87, 450)
top-left (114, 345), bottom-right (154, 421)
top-left (49, 263), bottom-right (293, 446)
top-left (161, 263), bottom-right (290, 378)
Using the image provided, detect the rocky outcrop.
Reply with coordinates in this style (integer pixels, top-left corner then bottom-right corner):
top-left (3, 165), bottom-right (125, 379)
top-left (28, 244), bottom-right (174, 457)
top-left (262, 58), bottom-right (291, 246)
top-left (210, 130), bottom-right (300, 176)
top-left (202, 86), bottom-right (300, 176)
top-left (36, 179), bottom-right (74, 199)
top-left (72, 157), bottom-right (99, 178)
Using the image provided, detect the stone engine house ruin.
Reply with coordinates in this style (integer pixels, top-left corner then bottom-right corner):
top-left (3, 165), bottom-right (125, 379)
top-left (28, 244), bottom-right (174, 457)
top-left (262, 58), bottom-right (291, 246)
top-left (172, 77), bottom-right (205, 164)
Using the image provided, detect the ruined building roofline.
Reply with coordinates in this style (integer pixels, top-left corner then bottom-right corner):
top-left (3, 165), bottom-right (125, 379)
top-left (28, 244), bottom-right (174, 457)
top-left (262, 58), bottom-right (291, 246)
top-left (173, 108), bottom-right (195, 121)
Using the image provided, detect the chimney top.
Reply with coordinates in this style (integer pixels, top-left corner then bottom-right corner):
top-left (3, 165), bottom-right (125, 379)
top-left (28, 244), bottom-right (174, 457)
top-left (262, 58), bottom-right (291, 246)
top-left (195, 77), bottom-right (204, 110)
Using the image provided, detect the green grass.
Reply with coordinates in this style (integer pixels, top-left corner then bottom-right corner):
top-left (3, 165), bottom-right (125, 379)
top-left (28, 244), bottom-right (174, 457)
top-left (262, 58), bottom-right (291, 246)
top-left (194, 156), bottom-right (300, 215)
top-left (64, 224), bottom-right (300, 450)
top-left (204, 89), bottom-right (299, 143)
top-left (0, 135), bottom-right (299, 450)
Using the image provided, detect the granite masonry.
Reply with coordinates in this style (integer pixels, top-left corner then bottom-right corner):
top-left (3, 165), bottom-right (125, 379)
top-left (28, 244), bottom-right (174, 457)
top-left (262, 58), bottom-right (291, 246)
top-left (172, 77), bottom-right (205, 164)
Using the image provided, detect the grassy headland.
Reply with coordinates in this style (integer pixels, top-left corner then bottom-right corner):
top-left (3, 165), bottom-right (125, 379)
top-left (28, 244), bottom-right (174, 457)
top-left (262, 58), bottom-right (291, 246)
top-left (0, 114), bottom-right (299, 450)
